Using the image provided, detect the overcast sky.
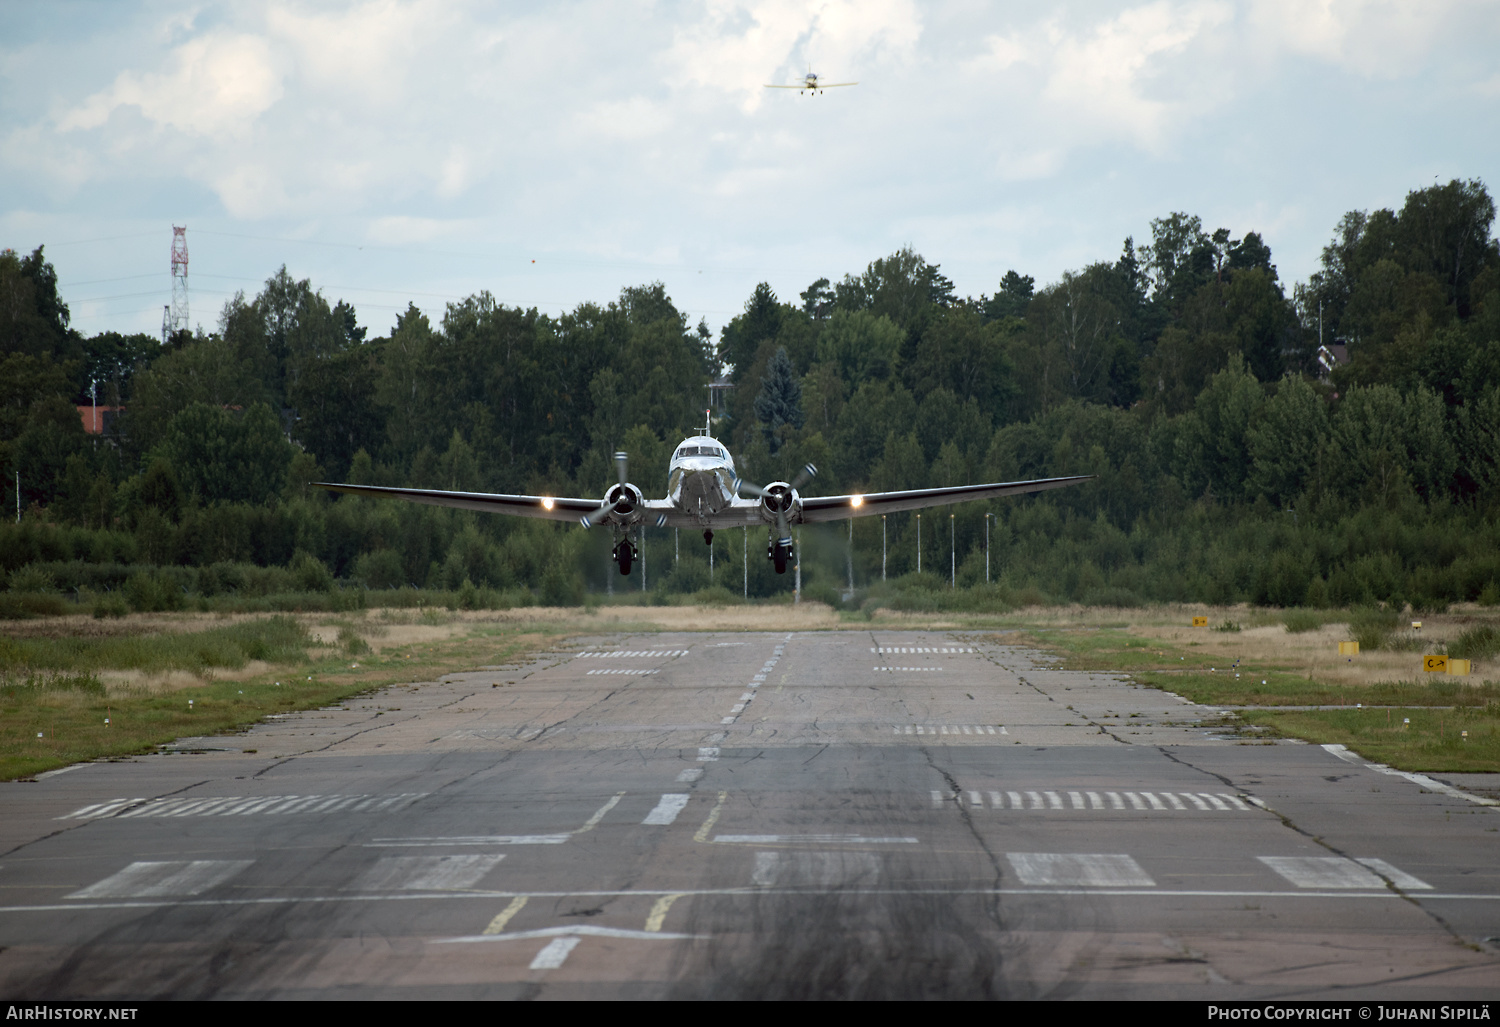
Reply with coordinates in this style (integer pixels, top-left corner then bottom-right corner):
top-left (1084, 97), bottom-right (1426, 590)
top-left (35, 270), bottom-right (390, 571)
top-left (3, 0), bottom-right (1497, 341)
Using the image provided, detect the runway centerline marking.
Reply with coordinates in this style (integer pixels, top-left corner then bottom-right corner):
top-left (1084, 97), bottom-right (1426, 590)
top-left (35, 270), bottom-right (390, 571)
top-left (643, 794), bottom-right (691, 825)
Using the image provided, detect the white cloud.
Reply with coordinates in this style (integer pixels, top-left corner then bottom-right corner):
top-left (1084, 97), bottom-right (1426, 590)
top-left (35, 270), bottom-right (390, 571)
top-left (573, 97), bottom-right (673, 142)
top-left (58, 31), bottom-right (286, 137)
top-left (367, 215), bottom-right (472, 245)
top-left (1245, 0), bottom-right (1479, 76)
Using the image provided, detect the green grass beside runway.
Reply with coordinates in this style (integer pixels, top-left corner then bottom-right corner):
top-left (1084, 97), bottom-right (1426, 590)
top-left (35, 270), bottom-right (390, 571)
top-left (1238, 707), bottom-right (1500, 774)
top-left (0, 615), bottom-right (555, 781)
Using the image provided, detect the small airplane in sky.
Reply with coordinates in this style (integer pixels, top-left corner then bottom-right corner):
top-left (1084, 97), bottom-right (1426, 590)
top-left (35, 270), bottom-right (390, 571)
top-left (764, 71), bottom-right (856, 95)
top-left (314, 413), bottom-right (1091, 576)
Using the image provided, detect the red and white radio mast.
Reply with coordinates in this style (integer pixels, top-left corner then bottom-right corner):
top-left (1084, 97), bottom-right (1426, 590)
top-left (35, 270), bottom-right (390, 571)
top-left (162, 225), bottom-right (189, 342)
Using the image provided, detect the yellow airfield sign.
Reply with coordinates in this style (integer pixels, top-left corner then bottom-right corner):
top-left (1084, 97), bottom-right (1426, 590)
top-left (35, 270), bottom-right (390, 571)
top-left (1423, 654), bottom-right (1447, 673)
top-left (1192, 616), bottom-right (1208, 627)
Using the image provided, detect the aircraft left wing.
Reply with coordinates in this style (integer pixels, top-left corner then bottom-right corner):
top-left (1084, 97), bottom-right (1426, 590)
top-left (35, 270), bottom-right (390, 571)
top-left (796, 475), bottom-right (1093, 523)
top-left (311, 483), bottom-right (601, 523)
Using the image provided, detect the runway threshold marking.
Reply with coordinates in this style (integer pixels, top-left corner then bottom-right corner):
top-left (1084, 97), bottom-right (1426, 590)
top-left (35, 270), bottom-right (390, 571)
top-left (66, 860), bottom-right (254, 900)
top-left (1259, 856), bottom-right (1432, 890)
top-left (1006, 853), bottom-right (1155, 887)
top-left (356, 854), bottom-right (506, 891)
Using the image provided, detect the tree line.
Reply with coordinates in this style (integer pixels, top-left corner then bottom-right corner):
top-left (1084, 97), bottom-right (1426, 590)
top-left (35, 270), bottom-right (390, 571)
top-left (1, 177), bottom-right (1497, 610)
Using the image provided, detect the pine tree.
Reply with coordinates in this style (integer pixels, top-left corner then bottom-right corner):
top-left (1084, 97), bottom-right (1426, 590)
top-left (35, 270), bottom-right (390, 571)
top-left (754, 346), bottom-right (803, 454)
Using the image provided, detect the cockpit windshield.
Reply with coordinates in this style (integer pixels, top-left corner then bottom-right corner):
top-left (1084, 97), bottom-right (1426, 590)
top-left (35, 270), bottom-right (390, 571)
top-left (676, 446), bottom-right (725, 458)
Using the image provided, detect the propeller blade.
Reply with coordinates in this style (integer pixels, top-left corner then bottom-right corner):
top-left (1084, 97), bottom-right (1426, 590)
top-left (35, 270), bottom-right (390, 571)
top-left (789, 463), bottom-right (818, 492)
top-left (615, 451), bottom-right (629, 488)
top-left (733, 475), bottom-right (766, 499)
top-left (774, 506), bottom-right (791, 546)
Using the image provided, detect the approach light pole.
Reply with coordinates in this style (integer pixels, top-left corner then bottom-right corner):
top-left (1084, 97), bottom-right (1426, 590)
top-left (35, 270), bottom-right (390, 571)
top-left (985, 513), bottom-right (992, 584)
top-left (847, 518), bottom-right (854, 597)
top-left (916, 514), bottom-right (921, 575)
top-left (950, 514), bottom-right (955, 588)
top-left (881, 515), bottom-right (887, 581)
top-left (743, 527), bottom-right (747, 598)
top-left (793, 529), bottom-right (801, 604)
top-left (641, 524), bottom-right (646, 593)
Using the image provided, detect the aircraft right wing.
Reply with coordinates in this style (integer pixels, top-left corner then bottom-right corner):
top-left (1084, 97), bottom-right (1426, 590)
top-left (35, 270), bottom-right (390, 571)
top-left (796, 475), bottom-right (1093, 523)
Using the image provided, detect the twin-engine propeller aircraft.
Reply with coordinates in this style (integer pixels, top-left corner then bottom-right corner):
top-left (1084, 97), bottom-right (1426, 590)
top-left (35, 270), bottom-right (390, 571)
top-left (313, 414), bottom-right (1091, 576)
top-left (764, 71), bottom-right (856, 95)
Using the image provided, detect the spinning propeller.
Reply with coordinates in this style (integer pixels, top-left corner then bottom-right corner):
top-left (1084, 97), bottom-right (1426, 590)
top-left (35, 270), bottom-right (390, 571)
top-left (734, 463), bottom-right (817, 545)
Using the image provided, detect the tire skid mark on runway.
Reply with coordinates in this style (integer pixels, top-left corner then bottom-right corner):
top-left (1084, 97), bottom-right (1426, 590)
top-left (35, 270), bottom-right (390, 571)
top-left (14, 886), bottom-right (1500, 917)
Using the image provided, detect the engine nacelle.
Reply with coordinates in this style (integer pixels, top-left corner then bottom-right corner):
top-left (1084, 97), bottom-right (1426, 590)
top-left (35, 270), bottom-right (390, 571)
top-left (603, 482), bottom-right (644, 519)
top-left (758, 483), bottom-right (799, 521)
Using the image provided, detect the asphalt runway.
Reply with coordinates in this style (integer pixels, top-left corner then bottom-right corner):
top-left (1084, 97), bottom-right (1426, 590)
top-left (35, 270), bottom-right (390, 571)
top-left (2, 629), bottom-right (1498, 999)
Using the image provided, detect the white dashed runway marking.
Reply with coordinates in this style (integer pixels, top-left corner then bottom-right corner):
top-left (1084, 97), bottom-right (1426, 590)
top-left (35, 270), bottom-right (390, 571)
top-left (643, 794), bottom-right (691, 825)
top-left (870, 647), bottom-right (974, 654)
top-left (575, 650), bottom-right (689, 658)
top-left (585, 668), bottom-right (660, 675)
top-left (59, 794), bottom-right (428, 820)
top-left (932, 789), bottom-right (1257, 812)
top-left (899, 725), bottom-right (1005, 736)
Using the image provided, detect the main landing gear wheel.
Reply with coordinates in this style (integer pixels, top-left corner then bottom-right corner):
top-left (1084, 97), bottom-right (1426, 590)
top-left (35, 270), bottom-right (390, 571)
top-left (773, 545), bottom-right (789, 575)
top-left (703, 530), bottom-right (713, 546)
top-left (612, 542), bottom-right (634, 576)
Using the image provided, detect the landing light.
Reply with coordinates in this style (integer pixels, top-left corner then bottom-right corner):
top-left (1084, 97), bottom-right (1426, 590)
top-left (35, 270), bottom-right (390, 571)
top-left (541, 497), bottom-right (554, 510)
top-left (850, 495), bottom-right (864, 508)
